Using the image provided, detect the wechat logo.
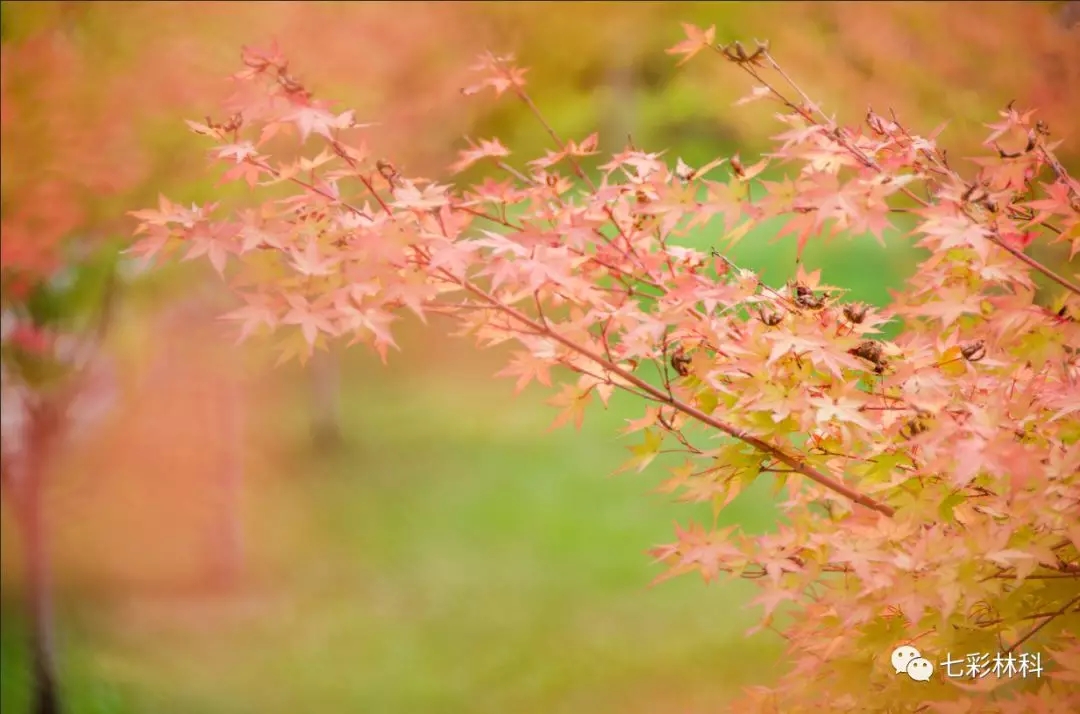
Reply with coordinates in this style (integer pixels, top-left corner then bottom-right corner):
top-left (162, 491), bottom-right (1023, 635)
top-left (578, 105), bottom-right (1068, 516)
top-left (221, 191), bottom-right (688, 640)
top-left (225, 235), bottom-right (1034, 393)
top-left (891, 645), bottom-right (934, 682)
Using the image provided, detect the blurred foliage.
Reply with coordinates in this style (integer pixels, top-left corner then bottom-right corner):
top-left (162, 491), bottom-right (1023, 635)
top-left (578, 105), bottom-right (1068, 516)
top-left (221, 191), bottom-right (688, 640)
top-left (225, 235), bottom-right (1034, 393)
top-left (0, 334), bottom-right (785, 714)
top-left (467, 2), bottom-right (1080, 167)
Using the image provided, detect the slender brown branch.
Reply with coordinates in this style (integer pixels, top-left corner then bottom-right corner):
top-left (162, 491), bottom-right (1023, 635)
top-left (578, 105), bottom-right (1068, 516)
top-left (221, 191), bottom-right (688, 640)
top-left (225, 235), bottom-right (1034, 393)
top-left (721, 52), bottom-right (1080, 298)
top-left (508, 84), bottom-right (644, 265)
top-left (1036, 143), bottom-right (1080, 205)
top-left (455, 277), bottom-right (896, 517)
top-left (246, 94), bottom-right (896, 517)
top-left (493, 158), bottom-right (535, 186)
top-left (1004, 594), bottom-right (1080, 654)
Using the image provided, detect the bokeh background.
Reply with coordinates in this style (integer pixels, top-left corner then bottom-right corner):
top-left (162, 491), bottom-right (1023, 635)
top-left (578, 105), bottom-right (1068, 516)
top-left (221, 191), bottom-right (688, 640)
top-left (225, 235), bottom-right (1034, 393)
top-left (1, 2), bottom-right (1078, 712)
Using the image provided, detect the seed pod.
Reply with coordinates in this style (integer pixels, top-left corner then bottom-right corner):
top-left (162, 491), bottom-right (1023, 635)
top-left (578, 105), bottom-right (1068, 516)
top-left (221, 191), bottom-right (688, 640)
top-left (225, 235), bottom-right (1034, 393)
top-left (793, 283), bottom-right (826, 310)
top-left (757, 306), bottom-right (784, 327)
top-left (843, 302), bottom-right (868, 324)
top-left (848, 340), bottom-right (888, 373)
top-left (730, 154), bottom-right (745, 179)
top-left (961, 340), bottom-right (986, 362)
top-left (900, 416), bottom-right (930, 440)
top-left (670, 347), bottom-right (692, 377)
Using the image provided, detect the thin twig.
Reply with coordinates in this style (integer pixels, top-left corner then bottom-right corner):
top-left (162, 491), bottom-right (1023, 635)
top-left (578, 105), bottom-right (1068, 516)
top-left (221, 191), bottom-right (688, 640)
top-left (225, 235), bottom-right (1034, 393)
top-left (1004, 594), bottom-right (1080, 654)
top-left (721, 52), bottom-right (1080, 297)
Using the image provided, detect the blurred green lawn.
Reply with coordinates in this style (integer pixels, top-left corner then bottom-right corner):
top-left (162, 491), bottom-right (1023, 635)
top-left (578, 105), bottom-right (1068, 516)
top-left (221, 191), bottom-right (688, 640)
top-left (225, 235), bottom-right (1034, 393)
top-left (0, 215), bottom-right (920, 713)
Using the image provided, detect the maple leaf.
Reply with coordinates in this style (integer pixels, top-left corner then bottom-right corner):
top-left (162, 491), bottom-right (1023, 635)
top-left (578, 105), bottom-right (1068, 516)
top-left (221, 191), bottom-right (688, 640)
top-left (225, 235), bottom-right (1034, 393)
top-left (528, 147), bottom-right (569, 171)
top-left (774, 210), bottom-right (822, 259)
top-left (461, 55), bottom-right (529, 97)
top-left (495, 347), bottom-right (555, 394)
top-left (221, 298), bottom-right (278, 344)
top-left (392, 182), bottom-right (450, 211)
top-left (622, 406), bottom-right (661, 435)
top-left (750, 582), bottom-right (798, 620)
top-left (425, 239), bottom-right (475, 281)
top-left (185, 119), bottom-right (222, 139)
top-left (657, 460), bottom-right (697, 494)
top-left (547, 383), bottom-right (592, 431)
top-left (181, 223), bottom-right (235, 276)
top-left (341, 306), bottom-right (398, 363)
top-left (220, 161), bottom-right (266, 188)
top-left (567, 133), bottom-right (599, 157)
top-left (125, 224), bottom-right (175, 268)
top-left (810, 395), bottom-right (875, 430)
top-left (284, 106), bottom-right (365, 144)
top-left (287, 240), bottom-right (338, 277)
top-left (1024, 180), bottom-right (1079, 220)
top-left (734, 85), bottom-right (772, 107)
top-left (617, 428), bottom-right (664, 474)
top-left (599, 149), bottom-right (668, 177)
top-left (666, 23), bottom-right (716, 67)
top-left (237, 222), bottom-right (283, 253)
top-left (450, 137), bottom-right (511, 174)
top-left (214, 141), bottom-right (260, 164)
top-left (908, 288), bottom-right (985, 329)
top-left (281, 294), bottom-right (336, 347)
top-left (763, 331), bottom-right (825, 367)
top-left (998, 230), bottom-right (1037, 252)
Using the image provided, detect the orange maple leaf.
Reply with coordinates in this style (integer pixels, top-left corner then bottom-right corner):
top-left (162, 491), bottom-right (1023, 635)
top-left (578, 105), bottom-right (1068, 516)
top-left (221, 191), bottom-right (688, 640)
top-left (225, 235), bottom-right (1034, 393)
top-left (665, 23), bottom-right (716, 67)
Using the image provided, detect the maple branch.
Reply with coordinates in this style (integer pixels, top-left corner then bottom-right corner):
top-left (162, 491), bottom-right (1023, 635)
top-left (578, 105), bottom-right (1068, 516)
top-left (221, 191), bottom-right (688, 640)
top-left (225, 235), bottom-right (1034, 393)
top-left (885, 111), bottom-right (1067, 237)
top-left (722, 53), bottom-right (1080, 298)
top-left (760, 49), bottom-right (832, 127)
top-left (980, 225), bottom-right (1080, 295)
top-left (507, 83), bottom-right (645, 266)
top-left (247, 157), bottom-right (372, 219)
top-left (492, 158), bottom-right (536, 187)
top-left (452, 277), bottom-right (896, 517)
top-left (977, 605), bottom-right (1080, 628)
top-left (579, 366), bottom-right (655, 404)
top-left (532, 290), bottom-right (548, 328)
top-left (229, 54), bottom-right (917, 520)
top-left (655, 407), bottom-right (704, 455)
top-left (451, 204), bottom-right (667, 297)
top-left (1003, 594), bottom-right (1080, 654)
top-left (1035, 142), bottom-right (1080, 205)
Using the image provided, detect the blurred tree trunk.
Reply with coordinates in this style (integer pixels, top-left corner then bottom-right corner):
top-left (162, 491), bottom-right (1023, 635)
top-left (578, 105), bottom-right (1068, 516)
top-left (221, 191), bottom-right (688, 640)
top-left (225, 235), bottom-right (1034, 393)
top-left (602, 17), bottom-right (639, 152)
top-left (309, 348), bottom-right (344, 450)
top-left (9, 398), bottom-right (65, 714)
top-left (208, 368), bottom-right (246, 585)
top-left (1060, 1), bottom-right (1080, 28)
top-left (23, 457), bottom-right (60, 714)
top-left (140, 292), bottom-right (249, 586)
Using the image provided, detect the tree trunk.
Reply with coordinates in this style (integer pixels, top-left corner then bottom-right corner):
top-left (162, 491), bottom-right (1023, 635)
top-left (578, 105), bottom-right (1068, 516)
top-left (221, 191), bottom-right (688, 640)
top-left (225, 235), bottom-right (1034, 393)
top-left (602, 18), bottom-right (639, 153)
top-left (1060, 1), bottom-right (1080, 28)
top-left (309, 348), bottom-right (344, 450)
top-left (18, 400), bottom-right (63, 714)
top-left (208, 371), bottom-right (246, 586)
top-left (24, 485), bottom-right (60, 714)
